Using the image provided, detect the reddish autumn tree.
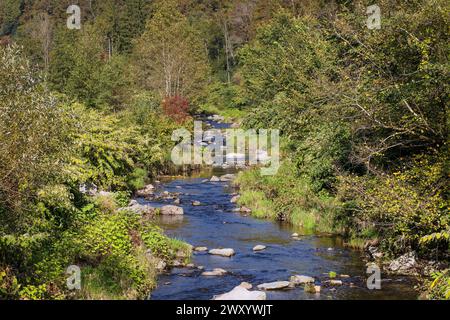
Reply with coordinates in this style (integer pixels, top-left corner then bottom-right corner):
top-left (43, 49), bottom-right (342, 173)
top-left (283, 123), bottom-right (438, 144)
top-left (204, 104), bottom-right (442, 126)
top-left (162, 95), bottom-right (191, 123)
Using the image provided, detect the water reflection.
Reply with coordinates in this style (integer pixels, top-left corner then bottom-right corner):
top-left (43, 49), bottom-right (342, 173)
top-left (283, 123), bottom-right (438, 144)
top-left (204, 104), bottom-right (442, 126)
top-left (147, 118), bottom-right (418, 300)
top-left (157, 214), bottom-right (185, 226)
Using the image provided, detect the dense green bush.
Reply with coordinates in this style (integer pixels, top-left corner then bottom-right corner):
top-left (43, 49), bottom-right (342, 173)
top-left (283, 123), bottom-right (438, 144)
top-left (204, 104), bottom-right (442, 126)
top-left (426, 269), bottom-right (450, 300)
top-left (235, 161), bottom-right (340, 234)
top-left (0, 45), bottom-right (191, 300)
top-left (338, 153), bottom-right (449, 256)
top-left (142, 225), bottom-right (192, 264)
top-left (235, 3), bottom-right (449, 267)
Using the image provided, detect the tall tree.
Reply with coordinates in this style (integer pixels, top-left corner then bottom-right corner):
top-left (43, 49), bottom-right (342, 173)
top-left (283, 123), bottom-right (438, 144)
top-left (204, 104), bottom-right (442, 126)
top-left (133, 0), bottom-right (210, 101)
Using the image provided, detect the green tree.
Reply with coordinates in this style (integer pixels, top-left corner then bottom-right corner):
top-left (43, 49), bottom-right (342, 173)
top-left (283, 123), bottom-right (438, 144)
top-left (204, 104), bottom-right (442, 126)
top-left (133, 0), bottom-right (210, 102)
top-left (0, 45), bottom-right (73, 228)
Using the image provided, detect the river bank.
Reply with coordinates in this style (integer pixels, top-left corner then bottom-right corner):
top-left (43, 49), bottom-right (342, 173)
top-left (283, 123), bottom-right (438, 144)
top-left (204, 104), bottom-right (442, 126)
top-left (139, 167), bottom-right (418, 300)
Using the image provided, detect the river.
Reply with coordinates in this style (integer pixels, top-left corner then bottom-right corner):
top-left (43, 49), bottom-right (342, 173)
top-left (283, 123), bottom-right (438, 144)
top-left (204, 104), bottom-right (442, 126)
top-left (145, 119), bottom-right (417, 300)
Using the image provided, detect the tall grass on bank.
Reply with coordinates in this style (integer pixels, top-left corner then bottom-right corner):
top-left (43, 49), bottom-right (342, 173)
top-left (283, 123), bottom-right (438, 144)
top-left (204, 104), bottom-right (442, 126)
top-left (234, 160), bottom-right (340, 234)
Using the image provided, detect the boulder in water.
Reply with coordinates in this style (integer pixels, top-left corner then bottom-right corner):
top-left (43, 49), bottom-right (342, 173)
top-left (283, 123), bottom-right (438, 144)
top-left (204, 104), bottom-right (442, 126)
top-left (289, 275), bottom-right (314, 285)
top-left (253, 245), bottom-right (266, 251)
top-left (201, 268), bottom-right (227, 276)
top-left (119, 202), bottom-right (155, 215)
top-left (208, 248), bottom-right (235, 257)
top-left (257, 281), bottom-right (290, 290)
top-left (160, 205), bottom-right (184, 215)
top-left (240, 282), bottom-right (252, 290)
top-left (388, 251), bottom-right (417, 274)
top-left (213, 284), bottom-right (266, 300)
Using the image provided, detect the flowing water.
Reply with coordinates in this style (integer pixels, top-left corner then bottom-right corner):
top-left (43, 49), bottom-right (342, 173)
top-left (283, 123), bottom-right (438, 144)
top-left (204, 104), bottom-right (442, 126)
top-left (146, 120), bottom-right (418, 300)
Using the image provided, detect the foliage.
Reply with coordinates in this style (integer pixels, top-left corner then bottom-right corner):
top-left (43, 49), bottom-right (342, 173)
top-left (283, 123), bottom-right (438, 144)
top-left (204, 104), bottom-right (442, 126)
top-left (162, 96), bottom-right (191, 123)
top-left (335, 0), bottom-right (449, 168)
top-left (0, 45), bottom-right (73, 216)
top-left (235, 3), bottom-right (449, 267)
top-left (0, 45), bottom-right (190, 300)
top-left (426, 269), bottom-right (450, 300)
top-left (49, 25), bottom-right (130, 110)
top-left (1, 0), bottom-right (449, 301)
top-left (337, 153), bottom-right (449, 256)
top-left (0, 0), bottom-right (21, 35)
top-left (235, 161), bottom-right (339, 234)
top-left (142, 225), bottom-right (191, 264)
top-left (200, 81), bottom-right (247, 115)
top-left (70, 106), bottom-right (144, 190)
top-left (133, 0), bottom-right (210, 102)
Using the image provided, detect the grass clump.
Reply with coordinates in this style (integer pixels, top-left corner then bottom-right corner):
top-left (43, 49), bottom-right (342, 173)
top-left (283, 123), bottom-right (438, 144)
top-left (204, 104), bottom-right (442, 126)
top-left (235, 160), bottom-right (340, 234)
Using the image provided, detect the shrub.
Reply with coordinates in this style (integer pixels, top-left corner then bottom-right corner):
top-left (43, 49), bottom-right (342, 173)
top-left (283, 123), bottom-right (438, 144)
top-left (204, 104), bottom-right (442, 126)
top-left (235, 160), bottom-right (339, 233)
top-left (337, 154), bottom-right (449, 256)
top-left (141, 225), bottom-right (191, 264)
top-left (426, 270), bottom-right (450, 300)
top-left (162, 96), bottom-right (191, 123)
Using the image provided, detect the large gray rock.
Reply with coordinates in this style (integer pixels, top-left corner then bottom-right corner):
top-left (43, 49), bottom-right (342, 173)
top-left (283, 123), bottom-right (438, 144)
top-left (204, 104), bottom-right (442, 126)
top-left (210, 176), bottom-right (220, 182)
top-left (213, 284), bottom-right (266, 300)
top-left (257, 281), bottom-right (290, 290)
top-left (388, 251), bottom-right (417, 274)
top-left (208, 248), bottom-right (235, 257)
top-left (289, 275), bottom-right (315, 285)
top-left (160, 205), bottom-right (184, 215)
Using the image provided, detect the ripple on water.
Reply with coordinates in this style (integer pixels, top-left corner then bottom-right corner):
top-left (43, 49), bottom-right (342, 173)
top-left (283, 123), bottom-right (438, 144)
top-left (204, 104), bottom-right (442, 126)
top-left (148, 161), bottom-right (418, 300)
